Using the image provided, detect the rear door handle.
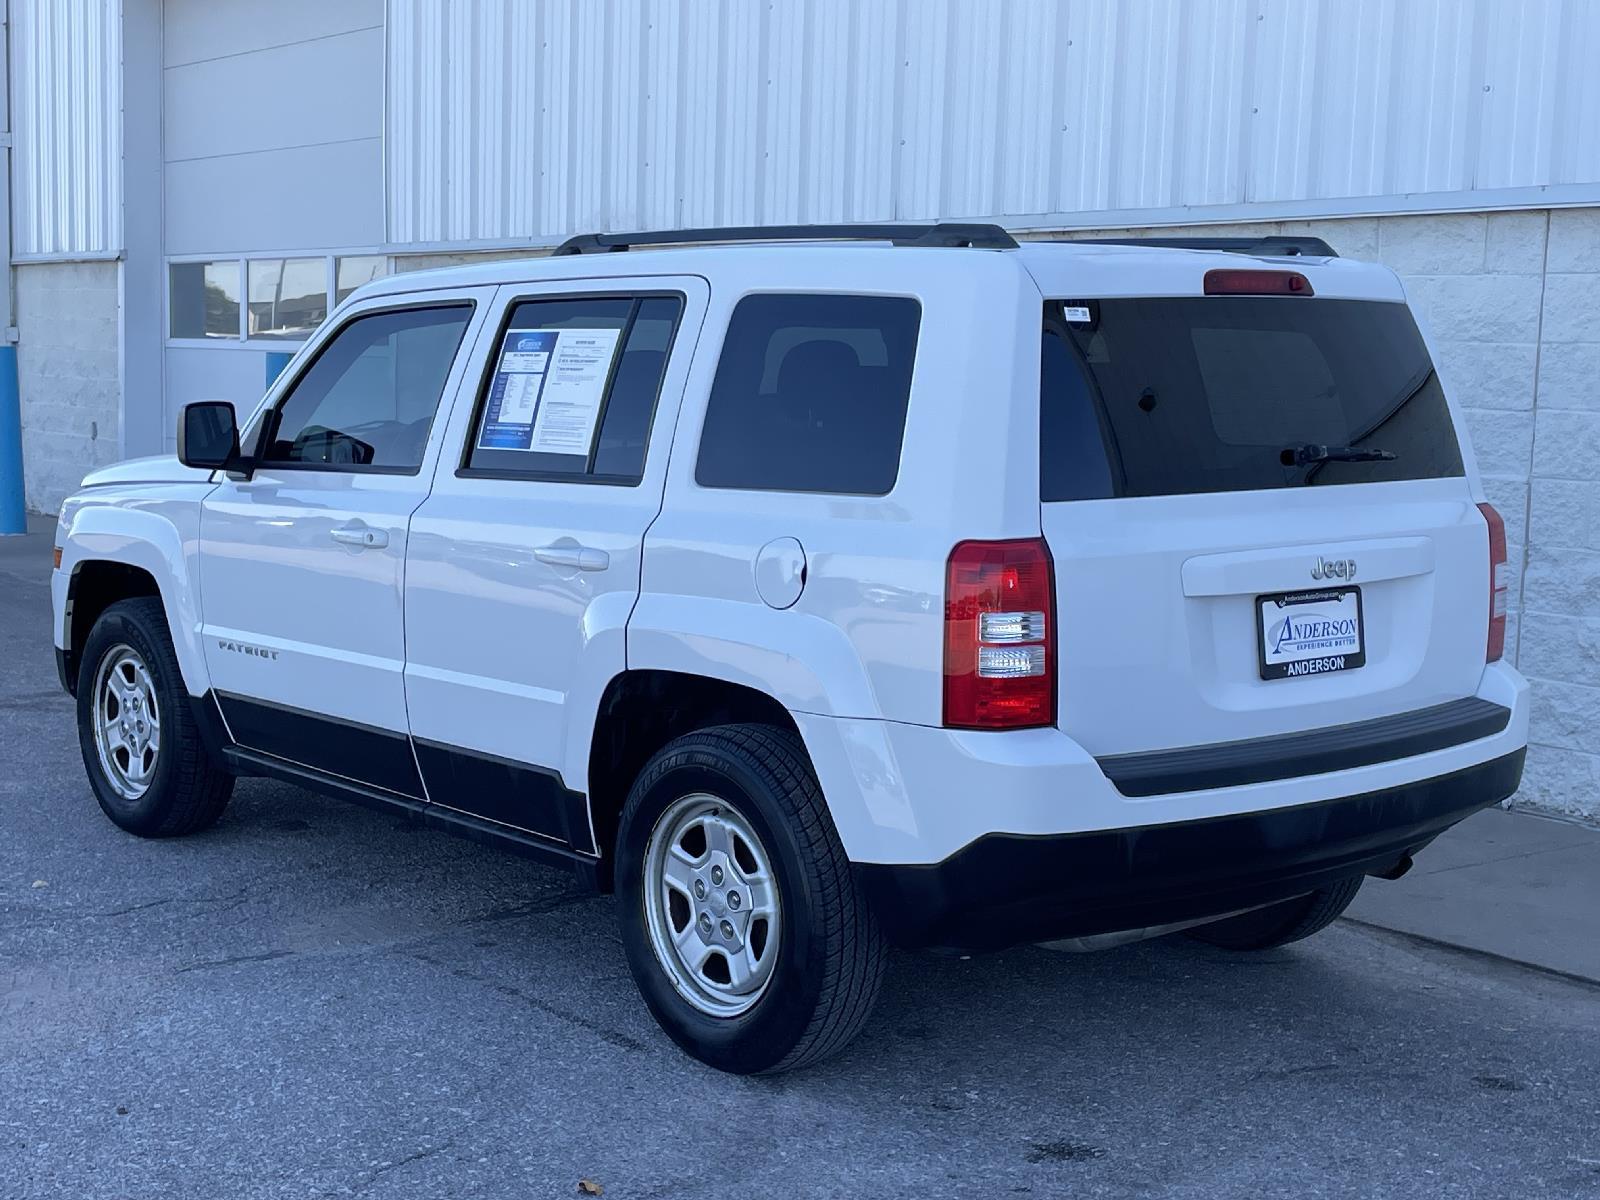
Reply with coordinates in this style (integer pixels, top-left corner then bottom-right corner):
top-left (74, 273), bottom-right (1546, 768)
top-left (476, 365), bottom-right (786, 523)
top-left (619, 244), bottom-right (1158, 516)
top-left (331, 524), bottom-right (388, 549)
top-left (534, 544), bottom-right (609, 571)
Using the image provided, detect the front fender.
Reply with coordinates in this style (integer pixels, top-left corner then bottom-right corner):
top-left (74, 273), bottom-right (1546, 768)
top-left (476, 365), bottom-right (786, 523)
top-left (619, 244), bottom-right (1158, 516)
top-left (57, 486), bottom-right (215, 696)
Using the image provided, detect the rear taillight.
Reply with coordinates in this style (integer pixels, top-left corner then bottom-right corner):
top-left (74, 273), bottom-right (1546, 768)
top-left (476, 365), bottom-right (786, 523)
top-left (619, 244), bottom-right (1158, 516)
top-left (943, 539), bottom-right (1055, 729)
top-left (1479, 502), bottom-right (1509, 662)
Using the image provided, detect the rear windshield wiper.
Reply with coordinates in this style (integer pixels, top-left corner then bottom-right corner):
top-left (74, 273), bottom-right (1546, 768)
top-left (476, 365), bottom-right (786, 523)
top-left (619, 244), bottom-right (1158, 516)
top-left (1280, 442), bottom-right (1399, 468)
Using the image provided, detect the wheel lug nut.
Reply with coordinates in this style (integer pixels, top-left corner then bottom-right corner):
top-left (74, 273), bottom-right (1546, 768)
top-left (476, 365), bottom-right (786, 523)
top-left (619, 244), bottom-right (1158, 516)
top-left (720, 920), bottom-right (735, 940)
top-left (698, 913), bottom-right (713, 932)
top-left (693, 879), bottom-right (706, 900)
top-left (710, 865), bottom-right (724, 885)
top-left (727, 891), bottom-right (741, 909)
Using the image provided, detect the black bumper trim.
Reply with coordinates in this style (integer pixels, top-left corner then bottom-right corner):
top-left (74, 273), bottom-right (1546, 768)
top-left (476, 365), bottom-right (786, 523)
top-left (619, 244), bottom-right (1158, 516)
top-left (1095, 697), bottom-right (1511, 797)
top-left (858, 747), bottom-right (1525, 951)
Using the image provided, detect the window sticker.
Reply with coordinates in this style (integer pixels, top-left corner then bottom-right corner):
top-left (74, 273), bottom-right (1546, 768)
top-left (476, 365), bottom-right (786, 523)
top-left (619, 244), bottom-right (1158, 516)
top-left (476, 327), bottom-right (623, 454)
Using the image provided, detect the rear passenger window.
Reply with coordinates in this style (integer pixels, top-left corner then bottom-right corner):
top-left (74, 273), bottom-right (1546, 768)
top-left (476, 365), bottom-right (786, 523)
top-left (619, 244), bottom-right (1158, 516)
top-left (696, 294), bottom-right (921, 495)
top-left (464, 295), bottom-right (683, 483)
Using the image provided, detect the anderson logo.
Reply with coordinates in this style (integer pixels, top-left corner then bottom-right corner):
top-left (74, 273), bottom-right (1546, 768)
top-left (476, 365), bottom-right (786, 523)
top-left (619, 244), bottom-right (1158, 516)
top-left (1268, 611), bottom-right (1360, 658)
top-left (217, 639), bottom-right (279, 661)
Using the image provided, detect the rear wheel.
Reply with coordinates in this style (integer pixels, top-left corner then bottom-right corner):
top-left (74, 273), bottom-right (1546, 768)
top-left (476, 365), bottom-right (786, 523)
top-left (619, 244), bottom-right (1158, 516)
top-left (1186, 877), bottom-right (1364, 951)
top-left (616, 724), bottom-right (886, 1074)
top-left (76, 597), bottom-right (234, 837)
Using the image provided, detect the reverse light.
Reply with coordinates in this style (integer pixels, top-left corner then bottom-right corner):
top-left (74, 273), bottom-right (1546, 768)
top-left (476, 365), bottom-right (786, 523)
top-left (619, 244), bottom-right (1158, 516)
top-left (944, 539), bottom-right (1055, 729)
top-left (1203, 268), bottom-right (1314, 296)
top-left (1479, 502), bottom-right (1508, 662)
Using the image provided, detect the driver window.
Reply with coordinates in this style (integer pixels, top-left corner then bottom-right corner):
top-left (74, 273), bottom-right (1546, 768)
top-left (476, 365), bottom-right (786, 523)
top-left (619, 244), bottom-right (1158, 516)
top-left (263, 304), bottom-right (473, 471)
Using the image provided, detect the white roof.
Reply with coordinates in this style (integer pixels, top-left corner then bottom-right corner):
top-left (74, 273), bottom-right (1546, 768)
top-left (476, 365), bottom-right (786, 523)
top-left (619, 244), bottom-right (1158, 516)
top-left (356, 235), bottom-right (1404, 306)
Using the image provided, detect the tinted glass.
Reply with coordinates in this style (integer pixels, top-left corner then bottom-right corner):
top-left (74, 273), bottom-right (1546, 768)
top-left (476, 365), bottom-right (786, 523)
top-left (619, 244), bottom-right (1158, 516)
top-left (264, 305), bottom-right (472, 471)
top-left (169, 261), bottom-right (240, 339)
top-left (465, 295), bottom-right (681, 482)
top-left (248, 258), bottom-right (328, 340)
top-left (1041, 297), bottom-right (1463, 500)
top-left (696, 294), bottom-right (921, 495)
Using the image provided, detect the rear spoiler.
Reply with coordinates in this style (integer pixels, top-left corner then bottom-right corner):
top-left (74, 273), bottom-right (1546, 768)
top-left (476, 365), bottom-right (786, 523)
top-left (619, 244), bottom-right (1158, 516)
top-left (1066, 235), bottom-right (1337, 258)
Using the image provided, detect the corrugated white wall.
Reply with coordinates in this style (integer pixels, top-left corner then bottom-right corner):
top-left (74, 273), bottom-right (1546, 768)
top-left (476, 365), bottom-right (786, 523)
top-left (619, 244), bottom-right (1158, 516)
top-left (10, 0), bottom-right (121, 258)
top-left (387, 0), bottom-right (1600, 247)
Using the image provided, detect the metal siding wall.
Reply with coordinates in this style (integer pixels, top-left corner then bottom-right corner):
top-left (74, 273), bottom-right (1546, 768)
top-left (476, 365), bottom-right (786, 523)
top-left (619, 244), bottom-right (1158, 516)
top-left (11, 0), bottom-right (120, 258)
top-left (386, 0), bottom-right (1600, 247)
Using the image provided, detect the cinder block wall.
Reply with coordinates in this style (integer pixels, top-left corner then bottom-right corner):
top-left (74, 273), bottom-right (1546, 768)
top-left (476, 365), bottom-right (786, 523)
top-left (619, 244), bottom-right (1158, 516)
top-left (15, 261), bottom-right (123, 513)
top-left (1062, 210), bottom-right (1599, 821)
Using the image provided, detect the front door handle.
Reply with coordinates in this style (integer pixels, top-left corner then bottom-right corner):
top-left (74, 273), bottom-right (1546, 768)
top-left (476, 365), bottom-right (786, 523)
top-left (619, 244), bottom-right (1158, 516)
top-left (331, 524), bottom-right (388, 549)
top-left (534, 544), bottom-right (609, 571)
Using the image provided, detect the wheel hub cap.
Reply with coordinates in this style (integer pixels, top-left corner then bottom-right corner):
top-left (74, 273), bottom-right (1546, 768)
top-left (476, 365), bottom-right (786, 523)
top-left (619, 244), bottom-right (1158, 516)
top-left (642, 794), bottom-right (781, 1017)
top-left (91, 645), bottom-right (161, 801)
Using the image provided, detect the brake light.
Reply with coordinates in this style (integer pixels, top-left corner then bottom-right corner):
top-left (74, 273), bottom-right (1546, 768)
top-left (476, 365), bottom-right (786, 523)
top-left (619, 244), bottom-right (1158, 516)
top-left (1479, 502), bottom-right (1508, 662)
top-left (1204, 269), bottom-right (1314, 296)
top-left (943, 539), bottom-right (1055, 729)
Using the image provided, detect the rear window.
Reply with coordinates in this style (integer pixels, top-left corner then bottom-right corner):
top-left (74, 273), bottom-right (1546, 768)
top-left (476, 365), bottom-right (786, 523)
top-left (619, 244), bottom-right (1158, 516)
top-left (1041, 297), bottom-right (1464, 500)
top-left (696, 294), bottom-right (921, 495)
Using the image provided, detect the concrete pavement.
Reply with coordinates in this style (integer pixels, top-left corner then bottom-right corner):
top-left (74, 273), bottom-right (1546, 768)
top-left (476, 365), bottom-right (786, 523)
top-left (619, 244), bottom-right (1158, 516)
top-left (4, 517), bottom-right (1598, 1199)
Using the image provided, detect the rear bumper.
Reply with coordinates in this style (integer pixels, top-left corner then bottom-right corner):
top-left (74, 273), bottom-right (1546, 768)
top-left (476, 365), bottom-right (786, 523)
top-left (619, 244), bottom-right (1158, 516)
top-left (858, 748), bottom-right (1524, 950)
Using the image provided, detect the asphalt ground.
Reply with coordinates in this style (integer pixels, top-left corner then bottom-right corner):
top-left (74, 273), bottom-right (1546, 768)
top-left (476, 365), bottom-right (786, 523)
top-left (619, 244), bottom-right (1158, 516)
top-left (3, 525), bottom-right (1598, 1199)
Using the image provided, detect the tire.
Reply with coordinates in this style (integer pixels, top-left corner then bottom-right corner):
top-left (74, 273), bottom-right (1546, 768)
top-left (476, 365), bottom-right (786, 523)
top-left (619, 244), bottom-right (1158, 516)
top-left (76, 597), bottom-right (234, 838)
top-left (1186, 876), bottom-right (1364, 951)
top-left (615, 723), bottom-right (887, 1075)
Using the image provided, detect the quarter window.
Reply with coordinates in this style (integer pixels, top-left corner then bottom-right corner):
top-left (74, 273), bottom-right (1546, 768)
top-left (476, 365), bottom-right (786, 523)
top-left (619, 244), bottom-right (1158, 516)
top-left (695, 294), bottom-right (921, 495)
top-left (262, 304), bottom-right (473, 472)
top-left (464, 295), bottom-right (683, 483)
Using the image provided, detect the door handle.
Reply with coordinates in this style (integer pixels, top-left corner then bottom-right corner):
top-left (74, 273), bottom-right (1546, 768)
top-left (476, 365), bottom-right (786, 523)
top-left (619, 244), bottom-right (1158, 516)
top-left (331, 524), bottom-right (389, 549)
top-left (534, 544), bottom-right (609, 571)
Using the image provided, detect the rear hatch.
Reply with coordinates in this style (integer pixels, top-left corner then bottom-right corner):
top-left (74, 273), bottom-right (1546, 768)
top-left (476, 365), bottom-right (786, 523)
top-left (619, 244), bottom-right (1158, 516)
top-left (1032, 255), bottom-right (1491, 758)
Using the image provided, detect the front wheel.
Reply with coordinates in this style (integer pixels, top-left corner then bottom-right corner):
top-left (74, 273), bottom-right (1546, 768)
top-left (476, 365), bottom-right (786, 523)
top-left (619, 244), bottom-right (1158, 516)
top-left (76, 597), bottom-right (234, 837)
top-left (616, 724), bottom-right (886, 1074)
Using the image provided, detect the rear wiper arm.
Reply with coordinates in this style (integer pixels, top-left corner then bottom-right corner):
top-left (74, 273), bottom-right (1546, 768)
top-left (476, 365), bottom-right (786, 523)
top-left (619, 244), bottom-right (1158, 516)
top-left (1281, 442), bottom-right (1398, 468)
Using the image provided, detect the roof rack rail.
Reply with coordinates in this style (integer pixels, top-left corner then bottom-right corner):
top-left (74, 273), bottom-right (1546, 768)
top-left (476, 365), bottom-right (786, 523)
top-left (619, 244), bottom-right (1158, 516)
top-left (551, 222), bottom-right (1018, 256)
top-left (1068, 235), bottom-right (1338, 258)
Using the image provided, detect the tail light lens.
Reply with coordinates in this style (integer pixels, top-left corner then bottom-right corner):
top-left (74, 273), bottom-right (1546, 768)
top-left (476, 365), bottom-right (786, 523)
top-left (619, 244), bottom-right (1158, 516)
top-left (943, 539), bottom-right (1055, 729)
top-left (1479, 502), bottom-right (1508, 662)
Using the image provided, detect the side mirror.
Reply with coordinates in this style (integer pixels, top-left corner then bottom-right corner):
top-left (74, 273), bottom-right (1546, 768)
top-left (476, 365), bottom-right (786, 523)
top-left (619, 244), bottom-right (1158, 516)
top-left (177, 401), bottom-right (242, 472)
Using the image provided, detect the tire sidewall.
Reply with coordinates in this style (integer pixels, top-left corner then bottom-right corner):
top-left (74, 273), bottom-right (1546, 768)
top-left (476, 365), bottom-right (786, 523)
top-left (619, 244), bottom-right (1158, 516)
top-left (76, 603), bottom-right (186, 832)
top-left (617, 745), bottom-right (828, 1075)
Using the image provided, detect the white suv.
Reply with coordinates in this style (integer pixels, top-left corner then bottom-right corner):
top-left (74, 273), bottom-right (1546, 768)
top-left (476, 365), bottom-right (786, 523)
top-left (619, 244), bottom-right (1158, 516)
top-left (52, 224), bottom-right (1529, 1074)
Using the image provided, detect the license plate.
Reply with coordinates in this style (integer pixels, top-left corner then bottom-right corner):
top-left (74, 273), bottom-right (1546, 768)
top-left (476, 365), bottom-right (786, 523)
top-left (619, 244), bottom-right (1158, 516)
top-left (1257, 587), bottom-right (1365, 680)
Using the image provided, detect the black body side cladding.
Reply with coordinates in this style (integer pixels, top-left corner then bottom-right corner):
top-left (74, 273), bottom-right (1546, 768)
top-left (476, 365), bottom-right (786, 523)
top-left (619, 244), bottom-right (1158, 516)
top-left (221, 745), bottom-right (599, 878)
top-left (193, 690), bottom-right (602, 879)
top-left (216, 691), bottom-right (426, 799)
top-left (1095, 698), bottom-right (1511, 797)
top-left (858, 749), bottom-right (1525, 952)
top-left (414, 738), bottom-right (596, 855)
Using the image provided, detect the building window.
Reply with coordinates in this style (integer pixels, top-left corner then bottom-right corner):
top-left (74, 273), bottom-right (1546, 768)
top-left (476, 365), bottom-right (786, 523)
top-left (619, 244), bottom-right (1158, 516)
top-left (248, 257), bottom-right (328, 341)
top-left (169, 261), bottom-right (241, 340)
top-left (336, 255), bottom-right (389, 305)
